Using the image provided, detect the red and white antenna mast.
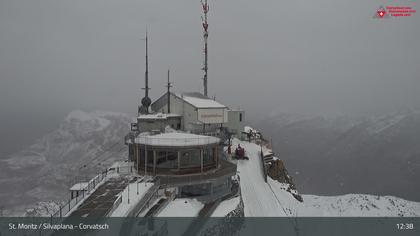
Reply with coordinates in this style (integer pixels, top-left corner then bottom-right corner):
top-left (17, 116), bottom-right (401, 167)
top-left (201, 0), bottom-right (209, 97)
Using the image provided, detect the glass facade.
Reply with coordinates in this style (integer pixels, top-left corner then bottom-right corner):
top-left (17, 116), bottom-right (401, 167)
top-left (155, 151), bottom-right (178, 169)
top-left (180, 149), bottom-right (201, 168)
top-left (203, 147), bottom-right (215, 166)
top-left (135, 144), bottom-right (218, 175)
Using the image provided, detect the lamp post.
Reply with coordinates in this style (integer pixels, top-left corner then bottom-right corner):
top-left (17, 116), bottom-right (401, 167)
top-left (144, 136), bottom-right (148, 186)
top-left (136, 143), bottom-right (139, 195)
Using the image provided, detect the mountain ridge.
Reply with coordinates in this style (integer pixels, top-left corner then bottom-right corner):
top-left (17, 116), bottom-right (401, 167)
top-left (0, 109), bottom-right (419, 216)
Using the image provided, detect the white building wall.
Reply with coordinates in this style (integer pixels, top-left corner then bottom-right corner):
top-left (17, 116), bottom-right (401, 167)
top-left (226, 110), bottom-right (245, 136)
top-left (158, 94), bottom-right (198, 131)
top-left (156, 93), bottom-right (229, 133)
top-left (197, 108), bottom-right (228, 124)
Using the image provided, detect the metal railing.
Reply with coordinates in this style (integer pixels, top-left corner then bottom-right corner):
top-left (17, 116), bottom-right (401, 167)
top-left (51, 171), bottom-right (109, 220)
top-left (106, 194), bottom-right (123, 216)
top-left (135, 136), bottom-right (220, 147)
top-left (131, 178), bottom-right (161, 217)
top-left (260, 148), bottom-right (268, 183)
top-left (158, 160), bottom-right (237, 188)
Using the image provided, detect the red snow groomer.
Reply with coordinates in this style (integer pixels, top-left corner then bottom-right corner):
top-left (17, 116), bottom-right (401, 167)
top-left (233, 144), bottom-right (249, 160)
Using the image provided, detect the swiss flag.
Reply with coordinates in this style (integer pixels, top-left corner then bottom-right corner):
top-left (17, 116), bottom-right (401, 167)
top-left (377, 9), bottom-right (386, 18)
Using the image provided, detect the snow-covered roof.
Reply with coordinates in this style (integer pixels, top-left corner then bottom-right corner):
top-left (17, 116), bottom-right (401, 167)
top-left (110, 182), bottom-right (153, 217)
top-left (69, 182), bottom-right (88, 191)
top-left (175, 92), bottom-right (227, 109)
top-left (135, 132), bottom-right (220, 146)
top-left (158, 198), bottom-right (203, 217)
top-left (138, 113), bottom-right (181, 120)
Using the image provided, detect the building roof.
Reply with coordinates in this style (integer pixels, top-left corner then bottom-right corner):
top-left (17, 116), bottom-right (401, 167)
top-left (175, 92), bottom-right (227, 109)
top-left (69, 182), bottom-right (88, 191)
top-left (151, 92), bottom-right (227, 111)
top-left (135, 132), bottom-right (220, 146)
top-left (137, 113), bottom-right (181, 120)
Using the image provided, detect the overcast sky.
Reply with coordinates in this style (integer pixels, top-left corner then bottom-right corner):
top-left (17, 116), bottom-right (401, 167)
top-left (1, 0), bottom-right (419, 155)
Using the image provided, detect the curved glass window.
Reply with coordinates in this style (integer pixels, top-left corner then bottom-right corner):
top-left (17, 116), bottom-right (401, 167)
top-left (180, 149), bottom-right (201, 168)
top-left (155, 151), bottom-right (178, 169)
top-left (203, 147), bottom-right (215, 165)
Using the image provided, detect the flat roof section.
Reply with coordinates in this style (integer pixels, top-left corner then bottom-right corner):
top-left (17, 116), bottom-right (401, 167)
top-left (69, 182), bottom-right (88, 191)
top-left (137, 113), bottom-right (181, 120)
top-left (175, 92), bottom-right (227, 109)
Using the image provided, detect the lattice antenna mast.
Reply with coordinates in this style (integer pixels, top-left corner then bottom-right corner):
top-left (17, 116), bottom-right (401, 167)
top-left (166, 69), bottom-right (172, 113)
top-left (201, 0), bottom-right (209, 97)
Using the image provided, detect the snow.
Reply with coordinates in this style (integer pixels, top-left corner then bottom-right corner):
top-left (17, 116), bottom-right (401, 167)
top-left (212, 196), bottom-right (241, 217)
top-left (110, 182), bottom-right (153, 217)
top-left (295, 194), bottom-right (420, 217)
top-left (176, 93), bottom-right (226, 108)
top-left (24, 201), bottom-right (62, 217)
top-left (157, 198), bottom-right (203, 236)
top-left (233, 139), bottom-right (289, 216)
top-left (69, 183), bottom-right (88, 191)
top-left (158, 198), bottom-right (204, 217)
top-left (138, 113), bottom-right (181, 120)
top-left (232, 138), bottom-right (420, 217)
top-left (367, 113), bottom-right (407, 134)
top-left (135, 132), bottom-right (220, 146)
top-left (243, 126), bottom-right (256, 133)
top-left (64, 110), bottom-right (114, 131)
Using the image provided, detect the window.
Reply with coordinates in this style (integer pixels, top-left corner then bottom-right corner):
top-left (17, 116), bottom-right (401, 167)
top-left (156, 151), bottom-right (178, 169)
top-left (203, 147), bottom-right (215, 165)
top-left (180, 149), bottom-right (201, 167)
top-left (239, 113), bottom-right (243, 122)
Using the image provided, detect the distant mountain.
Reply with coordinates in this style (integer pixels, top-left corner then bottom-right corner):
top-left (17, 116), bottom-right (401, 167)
top-left (0, 110), bottom-right (131, 216)
top-left (255, 108), bottom-right (420, 201)
top-left (1, 109), bottom-right (419, 217)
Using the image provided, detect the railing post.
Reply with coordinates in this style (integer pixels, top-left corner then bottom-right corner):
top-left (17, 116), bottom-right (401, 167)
top-left (59, 206), bottom-right (62, 218)
top-left (68, 199), bottom-right (70, 212)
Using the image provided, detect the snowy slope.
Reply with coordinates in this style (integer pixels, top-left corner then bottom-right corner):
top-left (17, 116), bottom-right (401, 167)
top-left (2, 110), bottom-right (419, 217)
top-left (0, 110), bottom-right (132, 216)
top-left (158, 198), bottom-right (204, 217)
top-left (233, 139), bottom-right (420, 217)
top-left (234, 140), bottom-right (288, 216)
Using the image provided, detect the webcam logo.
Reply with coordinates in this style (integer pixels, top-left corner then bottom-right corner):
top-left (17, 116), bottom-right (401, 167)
top-left (374, 6), bottom-right (388, 19)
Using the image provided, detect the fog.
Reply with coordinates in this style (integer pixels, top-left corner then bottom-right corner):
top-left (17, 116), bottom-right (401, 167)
top-left (1, 0), bottom-right (419, 156)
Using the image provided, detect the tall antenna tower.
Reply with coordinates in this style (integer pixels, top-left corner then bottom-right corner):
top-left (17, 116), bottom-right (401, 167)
top-left (201, 0), bottom-right (209, 97)
top-left (139, 31), bottom-right (152, 115)
top-left (166, 69), bottom-right (172, 113)
top-left (144, 31), bottom-right (150, 98)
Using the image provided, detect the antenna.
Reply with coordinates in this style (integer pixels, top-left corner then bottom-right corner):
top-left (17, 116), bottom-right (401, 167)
top-left (139, 31), bottom-right (152, 115)
top-left (166, 69), bottom-right (173, 113)
top-left (201, 0), bottom-right (209, 97)
top-left (143, 30), bottom-right (150, 98)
